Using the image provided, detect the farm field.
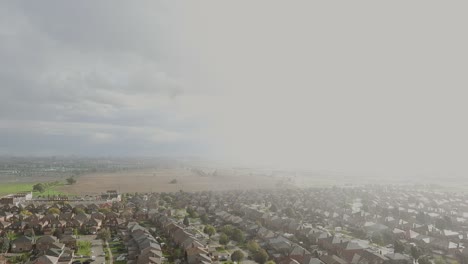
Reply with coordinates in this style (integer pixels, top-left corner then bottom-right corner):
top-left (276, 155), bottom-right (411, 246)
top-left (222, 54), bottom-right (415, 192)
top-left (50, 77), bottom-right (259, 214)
top-left (58, 168), bottom-right (281, 195)
top-left (3, 166), bottom-right (467, 196)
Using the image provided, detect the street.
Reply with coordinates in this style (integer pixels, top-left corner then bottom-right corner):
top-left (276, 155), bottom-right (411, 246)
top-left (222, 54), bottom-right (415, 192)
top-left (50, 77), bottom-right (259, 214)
top-left (77, 235), bottom-right (106, 264)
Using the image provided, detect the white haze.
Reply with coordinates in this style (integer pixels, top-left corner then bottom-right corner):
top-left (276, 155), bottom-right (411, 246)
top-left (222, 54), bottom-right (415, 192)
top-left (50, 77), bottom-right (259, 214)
top-left (176, 1), bottom-right (468, 177)
top-left (1, 1), bottom-right (468, 177)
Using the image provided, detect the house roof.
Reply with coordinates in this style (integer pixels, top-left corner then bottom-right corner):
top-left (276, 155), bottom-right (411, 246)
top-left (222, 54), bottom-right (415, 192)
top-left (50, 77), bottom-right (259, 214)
top-left (13, 235), bottom-right (33, 243)
top-left (345, 241), bottom-right (367, 251)
top-left (384, 253), bottom-right (411, 261)
top-left (37, 235), bottom-right (57, 244)
top-left (32, 255), bottom-right (59, 264)
top-left (290, 244), bottom-right (310, 256)
top-left (304, 256), bottom-right (325, 264)
top-left (320, 255), bottom-right (348, 264)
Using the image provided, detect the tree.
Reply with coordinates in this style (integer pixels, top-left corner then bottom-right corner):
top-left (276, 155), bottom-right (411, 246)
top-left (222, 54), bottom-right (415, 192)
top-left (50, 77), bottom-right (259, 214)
top-left (283, 207), bottom-right (295, 218)
top-left (204, 225), bottom-right (216, 238)
top-left (371, 232), bottom-right (384, 246)
top-left (33, 183), bottom-right (46, 193)
top-left (434, 256), bottom-right (448, 264)
top-left (232, 228), bottom-right (245, 243)
top-left (219, 233), bottom-right (229, 245)
top-left (247, 240), bottom-right (260, 253)
top-left (381, 231), bottom-right (393, 245)
top-left (253, 249), bottom-right (269, 264)
top-left (97, 228), bottom-right (111, 241)
top-left (265, 261), bottom-right (276, 264)
top-left (186, 206), bottom-right (195, 215)
top-left (417, 211), bottom-right (427, 224)
top-left (0, 237), bottom-right (9, 253)
top-left (255, 219), bottom-right (263, 227)
top-left (99, 208), bottom-right (111, 214)
top-left (48, 207), bottom-right (60, 214)
top-left (183, 216), bottom-right (190, 226)
top-left (200, 214), bottom-right (209, 224)
top-left (11, 253), bottom-right (30, 263)
top-left (73, 207), bottom-right (85, 214)
top-left (443, 216), bottom-right (453, 229)
top-left (73, 228), bottom-right (79, 238)
top-left (6, 231), bottom-right (15, 241)
top-left (411, 246), bottom-right (422, 260)
top-left (173, 248), bottom-right (183, 259)
top-left (231, 250), bottom-right (245, 262)
top-left (418, 256), bottom-right (431, 264)
top-left (20, 210), bottom-right (32, 217)
top-left (191, 212), bottom-right (199, 218)
top-left (269, 204), bottom-right (278, 212)
top-left (220, 225), bottom-right (234, 237)
top-left (53, 228), bottom-right (61, 237)
top-left (435, 218), bottom-right (447, 230)
top-left (394, 240), bottom-right (405, 253)
top-left (66, 176), bottom-right (77, 185)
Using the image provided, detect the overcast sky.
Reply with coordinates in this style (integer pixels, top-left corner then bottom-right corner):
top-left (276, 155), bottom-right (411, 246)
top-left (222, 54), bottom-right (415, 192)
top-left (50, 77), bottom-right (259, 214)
top-left (1, 1), bottom-right (468, 176)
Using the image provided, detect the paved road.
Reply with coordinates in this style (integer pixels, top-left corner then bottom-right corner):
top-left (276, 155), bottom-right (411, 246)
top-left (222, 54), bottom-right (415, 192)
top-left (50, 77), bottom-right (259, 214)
top-left (79, 235), bottom-right (106, 264)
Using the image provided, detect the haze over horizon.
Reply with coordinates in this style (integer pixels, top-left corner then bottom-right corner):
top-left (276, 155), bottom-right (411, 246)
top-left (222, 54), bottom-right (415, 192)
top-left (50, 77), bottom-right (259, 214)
top-left (1, 1), bottom-right (468, 177)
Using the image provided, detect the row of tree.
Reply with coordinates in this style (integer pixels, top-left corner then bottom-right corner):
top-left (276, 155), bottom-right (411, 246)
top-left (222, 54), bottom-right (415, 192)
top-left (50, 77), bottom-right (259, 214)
top-left (32, 177), bottom-right (76, 193)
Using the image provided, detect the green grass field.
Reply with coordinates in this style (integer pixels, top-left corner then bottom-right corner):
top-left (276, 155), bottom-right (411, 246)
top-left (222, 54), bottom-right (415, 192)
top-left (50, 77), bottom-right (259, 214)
top-left (0, 183), bottom-right (35, 196)
top-left (0, 182), bottom-right (70, 197)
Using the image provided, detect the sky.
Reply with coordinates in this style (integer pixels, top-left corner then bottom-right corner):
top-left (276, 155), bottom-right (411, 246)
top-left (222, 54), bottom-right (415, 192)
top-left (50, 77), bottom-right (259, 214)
top-left (1, 1), bottom-right (468, 176)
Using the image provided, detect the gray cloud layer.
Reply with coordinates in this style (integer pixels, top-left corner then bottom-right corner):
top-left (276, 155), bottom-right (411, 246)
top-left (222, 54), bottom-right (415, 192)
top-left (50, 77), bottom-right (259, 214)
top-left (0, 1), bottom-right (204, 156)
top-left (2, 1), bottom-right (468, 177)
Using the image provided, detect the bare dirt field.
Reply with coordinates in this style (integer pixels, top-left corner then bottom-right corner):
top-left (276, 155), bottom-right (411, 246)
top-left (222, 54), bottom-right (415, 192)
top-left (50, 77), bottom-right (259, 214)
top-left (58, 168), bottom-right (280, 194)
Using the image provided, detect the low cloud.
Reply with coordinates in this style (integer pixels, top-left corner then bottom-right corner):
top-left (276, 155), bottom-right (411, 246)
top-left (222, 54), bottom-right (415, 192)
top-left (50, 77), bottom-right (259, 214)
top-left (0, 1), bottom-right (208, 156)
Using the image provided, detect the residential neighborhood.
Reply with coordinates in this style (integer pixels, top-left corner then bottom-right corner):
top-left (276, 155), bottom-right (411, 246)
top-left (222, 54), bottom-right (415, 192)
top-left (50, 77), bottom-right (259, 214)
top-left (0, 186), bottom-right (467, 264)
top-left (0, 1), bottom-right (466, 263)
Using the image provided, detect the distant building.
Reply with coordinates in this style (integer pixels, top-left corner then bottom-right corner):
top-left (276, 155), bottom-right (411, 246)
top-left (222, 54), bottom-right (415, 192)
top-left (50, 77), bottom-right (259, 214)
top-left (101, 190), bottom-right (121, 202)
top-left (0, 192), bottom-right (32, 205)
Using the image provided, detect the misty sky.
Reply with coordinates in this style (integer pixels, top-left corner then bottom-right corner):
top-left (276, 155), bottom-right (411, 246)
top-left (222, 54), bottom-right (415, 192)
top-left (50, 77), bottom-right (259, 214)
top-left (1, 1), bottom-right (468, 176)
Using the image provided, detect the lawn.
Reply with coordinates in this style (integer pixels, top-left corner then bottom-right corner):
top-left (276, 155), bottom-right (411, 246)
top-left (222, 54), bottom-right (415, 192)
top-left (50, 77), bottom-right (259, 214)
top-left (77, 240), bottom-right (92, 256)
top-left (216, 246), bottom-right (229, 253)
top-left (109, 239), bottom-right (128, 264)
top-left (109, 241), bottom-right (126, 254)
top-left (4, 230), bottom-right (21, 241)
top-left (0, 181), bottom-right (71, 197)
top-left (0, 183), bottom-right (35, 196)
